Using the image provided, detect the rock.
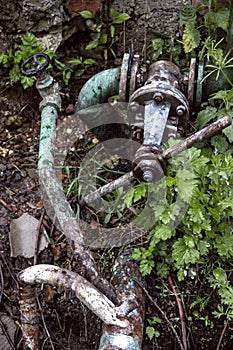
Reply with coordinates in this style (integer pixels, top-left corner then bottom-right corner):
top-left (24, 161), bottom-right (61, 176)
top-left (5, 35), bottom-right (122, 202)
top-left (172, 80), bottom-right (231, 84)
top-left (9, 213), bottom-right (49, 258)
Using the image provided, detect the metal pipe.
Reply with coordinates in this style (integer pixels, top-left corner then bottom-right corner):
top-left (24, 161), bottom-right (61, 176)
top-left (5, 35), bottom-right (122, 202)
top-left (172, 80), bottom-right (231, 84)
top-left (19, 265), bottom-right (129, 328)
top-left (99, 251), bottom-right (145, 350)
top-left (37, 79), bottom-right (118, 304)
top-left (75, 68), bottom-right (120, 111)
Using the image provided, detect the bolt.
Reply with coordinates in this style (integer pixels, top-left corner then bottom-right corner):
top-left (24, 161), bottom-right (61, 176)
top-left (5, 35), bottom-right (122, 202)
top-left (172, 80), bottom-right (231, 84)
top-left (130, 101), bottom-right (139, 113)
top-left (142, 170), bottom-right (154, 182)
top-left (153, 92), bottom-right (163, 104)
top-left (176, 105), bottom-right (186, 116)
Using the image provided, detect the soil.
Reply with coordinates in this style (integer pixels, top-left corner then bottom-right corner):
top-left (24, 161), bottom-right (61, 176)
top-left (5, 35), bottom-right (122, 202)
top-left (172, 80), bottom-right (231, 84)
top-left (0, 34), bottom-right (232, 350)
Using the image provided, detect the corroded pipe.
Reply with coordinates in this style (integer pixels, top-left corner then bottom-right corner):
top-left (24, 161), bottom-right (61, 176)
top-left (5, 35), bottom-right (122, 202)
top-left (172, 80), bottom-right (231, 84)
top-left (76, 68), bottom-right (120, 111)
top-left (37, 77), bottom-right (118, 303)
top-left (19, 265), bottom-right (129, 328)
top-left (99, 251), bottom-right (145, 350)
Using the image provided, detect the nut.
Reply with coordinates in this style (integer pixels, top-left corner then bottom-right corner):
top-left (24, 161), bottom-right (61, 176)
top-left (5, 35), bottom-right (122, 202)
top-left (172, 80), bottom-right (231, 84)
top-left (130, 101), bottom-right (139, 112)
top-left (153, 92), bottom-right (163, 104)
top-left (176, 105), bottom-right (186, 116)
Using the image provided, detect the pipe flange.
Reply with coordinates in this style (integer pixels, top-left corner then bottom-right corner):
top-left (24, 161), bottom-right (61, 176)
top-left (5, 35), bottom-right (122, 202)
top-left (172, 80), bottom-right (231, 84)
top-left (129, 82), bottom-right (189, 129)
top-left (187, 57), bottom-right (196, 111)
top-left (119, 53), bottom-right (130, 102)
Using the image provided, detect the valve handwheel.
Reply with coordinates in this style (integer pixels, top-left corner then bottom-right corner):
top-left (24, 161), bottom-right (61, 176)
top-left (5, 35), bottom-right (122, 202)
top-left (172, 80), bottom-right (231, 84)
top-left (21, 53), bottom-right (50, 77)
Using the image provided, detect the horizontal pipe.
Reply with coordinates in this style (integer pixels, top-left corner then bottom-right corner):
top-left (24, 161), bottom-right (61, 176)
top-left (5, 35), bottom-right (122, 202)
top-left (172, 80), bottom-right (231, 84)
top-left (163, 116), bottom-right (232, 159)
top-left (76, 68), bottom-right (120, 111)
top-left (19, 265), bottom-right (129, 328)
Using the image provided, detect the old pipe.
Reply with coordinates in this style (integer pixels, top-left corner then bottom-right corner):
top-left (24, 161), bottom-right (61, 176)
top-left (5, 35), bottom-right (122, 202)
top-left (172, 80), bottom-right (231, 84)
top-left (37, 74), bottom-right (117, 303)
top-left (99, 251), bottom-right (145, 350)
top-left (19, 265), bottom-right (129, 328)
top-left (76, 67), bottom-right (120, 111)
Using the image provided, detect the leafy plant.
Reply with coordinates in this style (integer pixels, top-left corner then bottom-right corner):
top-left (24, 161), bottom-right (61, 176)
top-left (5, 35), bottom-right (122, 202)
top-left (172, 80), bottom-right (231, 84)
top-left (146, 317), bottom-right (162, 340)
top-left (180, 1), bottom-right (230, 53)
top-left (0, 32), bottom-right (42, 88)
top-left (0, 32), bottom-right (97, 88)
top-left (53, 56), bottom-right (96, 85)
top-left (80, 7), bottom-right (130, 62)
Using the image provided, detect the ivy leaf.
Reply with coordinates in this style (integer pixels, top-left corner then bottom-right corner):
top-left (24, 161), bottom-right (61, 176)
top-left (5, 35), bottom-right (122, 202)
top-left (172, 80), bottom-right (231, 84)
top-left (182, 23), bottom-right (200, 53)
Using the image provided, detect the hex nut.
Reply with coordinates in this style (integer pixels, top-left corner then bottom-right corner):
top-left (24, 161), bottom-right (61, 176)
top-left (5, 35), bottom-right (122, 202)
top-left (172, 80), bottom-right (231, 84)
top-left (176, 105), bottom-right (186, 116)
top-left (153, 92), bottom-right (163, 103)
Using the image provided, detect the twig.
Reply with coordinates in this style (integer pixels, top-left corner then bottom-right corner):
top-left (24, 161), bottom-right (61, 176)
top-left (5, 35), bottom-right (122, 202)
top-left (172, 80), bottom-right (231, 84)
top-left (0, 198), bottom-right (13, 211)
top-left (36, 293), bottom-right (55, 350)
top-left (0, 264), bottom-right (16, 349)
top-left (34, 208), bottom-right (45, 265)
top-left (0, 264), bottom-right (4, 305)
top-left (133, 277), bottom-right (184, 350)
top-left (168, 275), bottom-right (188, 350)
top-left (216, 320), bottom-right (229, 350)
top-left (0, 317), bottom-right (16, 350)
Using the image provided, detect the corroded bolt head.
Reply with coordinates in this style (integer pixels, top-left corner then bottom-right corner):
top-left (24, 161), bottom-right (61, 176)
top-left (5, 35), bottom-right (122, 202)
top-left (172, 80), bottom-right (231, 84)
top-left (176, 105), bottom-right (186, 116)
top-left (143, 170), bottom-right (154, 182)
top-left (153, 92), bottom-right (163, 103)
top-left (130, 101), bottom-right (139, 112)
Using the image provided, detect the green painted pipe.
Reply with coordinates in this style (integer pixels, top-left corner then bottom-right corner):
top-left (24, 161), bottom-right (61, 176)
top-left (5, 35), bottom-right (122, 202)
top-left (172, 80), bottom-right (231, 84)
top-left (75, 67), bottom-right (129, 141)
top-left (38, 104), bottom-right (57, 170)
top-left (76, 68), bottom-right (120, 111)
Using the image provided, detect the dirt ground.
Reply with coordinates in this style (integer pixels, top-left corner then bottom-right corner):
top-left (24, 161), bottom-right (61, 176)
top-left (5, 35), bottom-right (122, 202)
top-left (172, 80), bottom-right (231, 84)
top-left (0, 32), bottom-right (233, 350)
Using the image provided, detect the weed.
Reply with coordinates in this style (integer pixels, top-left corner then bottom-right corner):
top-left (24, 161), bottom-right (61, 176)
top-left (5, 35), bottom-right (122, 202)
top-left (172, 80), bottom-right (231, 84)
top-left (80, 7), bottom-right (130, 62)
top-left (0, 32), bottom-right (97, 88)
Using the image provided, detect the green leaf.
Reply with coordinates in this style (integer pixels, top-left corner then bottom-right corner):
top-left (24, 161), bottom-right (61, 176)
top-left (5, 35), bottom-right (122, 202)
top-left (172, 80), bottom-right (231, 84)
top-left (83, 58), bottom-right (96, 65)
top-left (195, 106), bottom-right (217, 129)
top-left (110, 25), bottom-right (115, 38)
top-left (100, 33), bottom-right (108, 44)
top-left (75, 69), bottom-right (85, 77)
top-left (104, 49), bottom-right (108, 61)
top-left (211, 135), bottom-right (229, 153)
top-left (182, 23), bottom-right (200, 53)
top-left (151, 38), bottom-right (164, 61)
top-left (63, 69), bottom-right (72, 85)
top-left (67, 58), bottom-right (83, 66)
top-left (79, 10), bottom-right (94, 19)
top-left (112, 13), bottom-right (130, 24)
top-left (146, 326), bottom-right (157, 340)
top-left (213, 268), bottom-right (227, 285)
top-left (140, 259), bottom-right (155, 276)
top-left (21, 75), bottom-right (36, 89)
top-left (180, 4), bottom-right (197, 26)
top-left (223, 122), bottom-right (233, 143)
top-left (204, 7), bottom-right (229, 32)
top-left (86, 40), bottom-right (99, 50)
top-left (110, 7), bottom-right (120, 19)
